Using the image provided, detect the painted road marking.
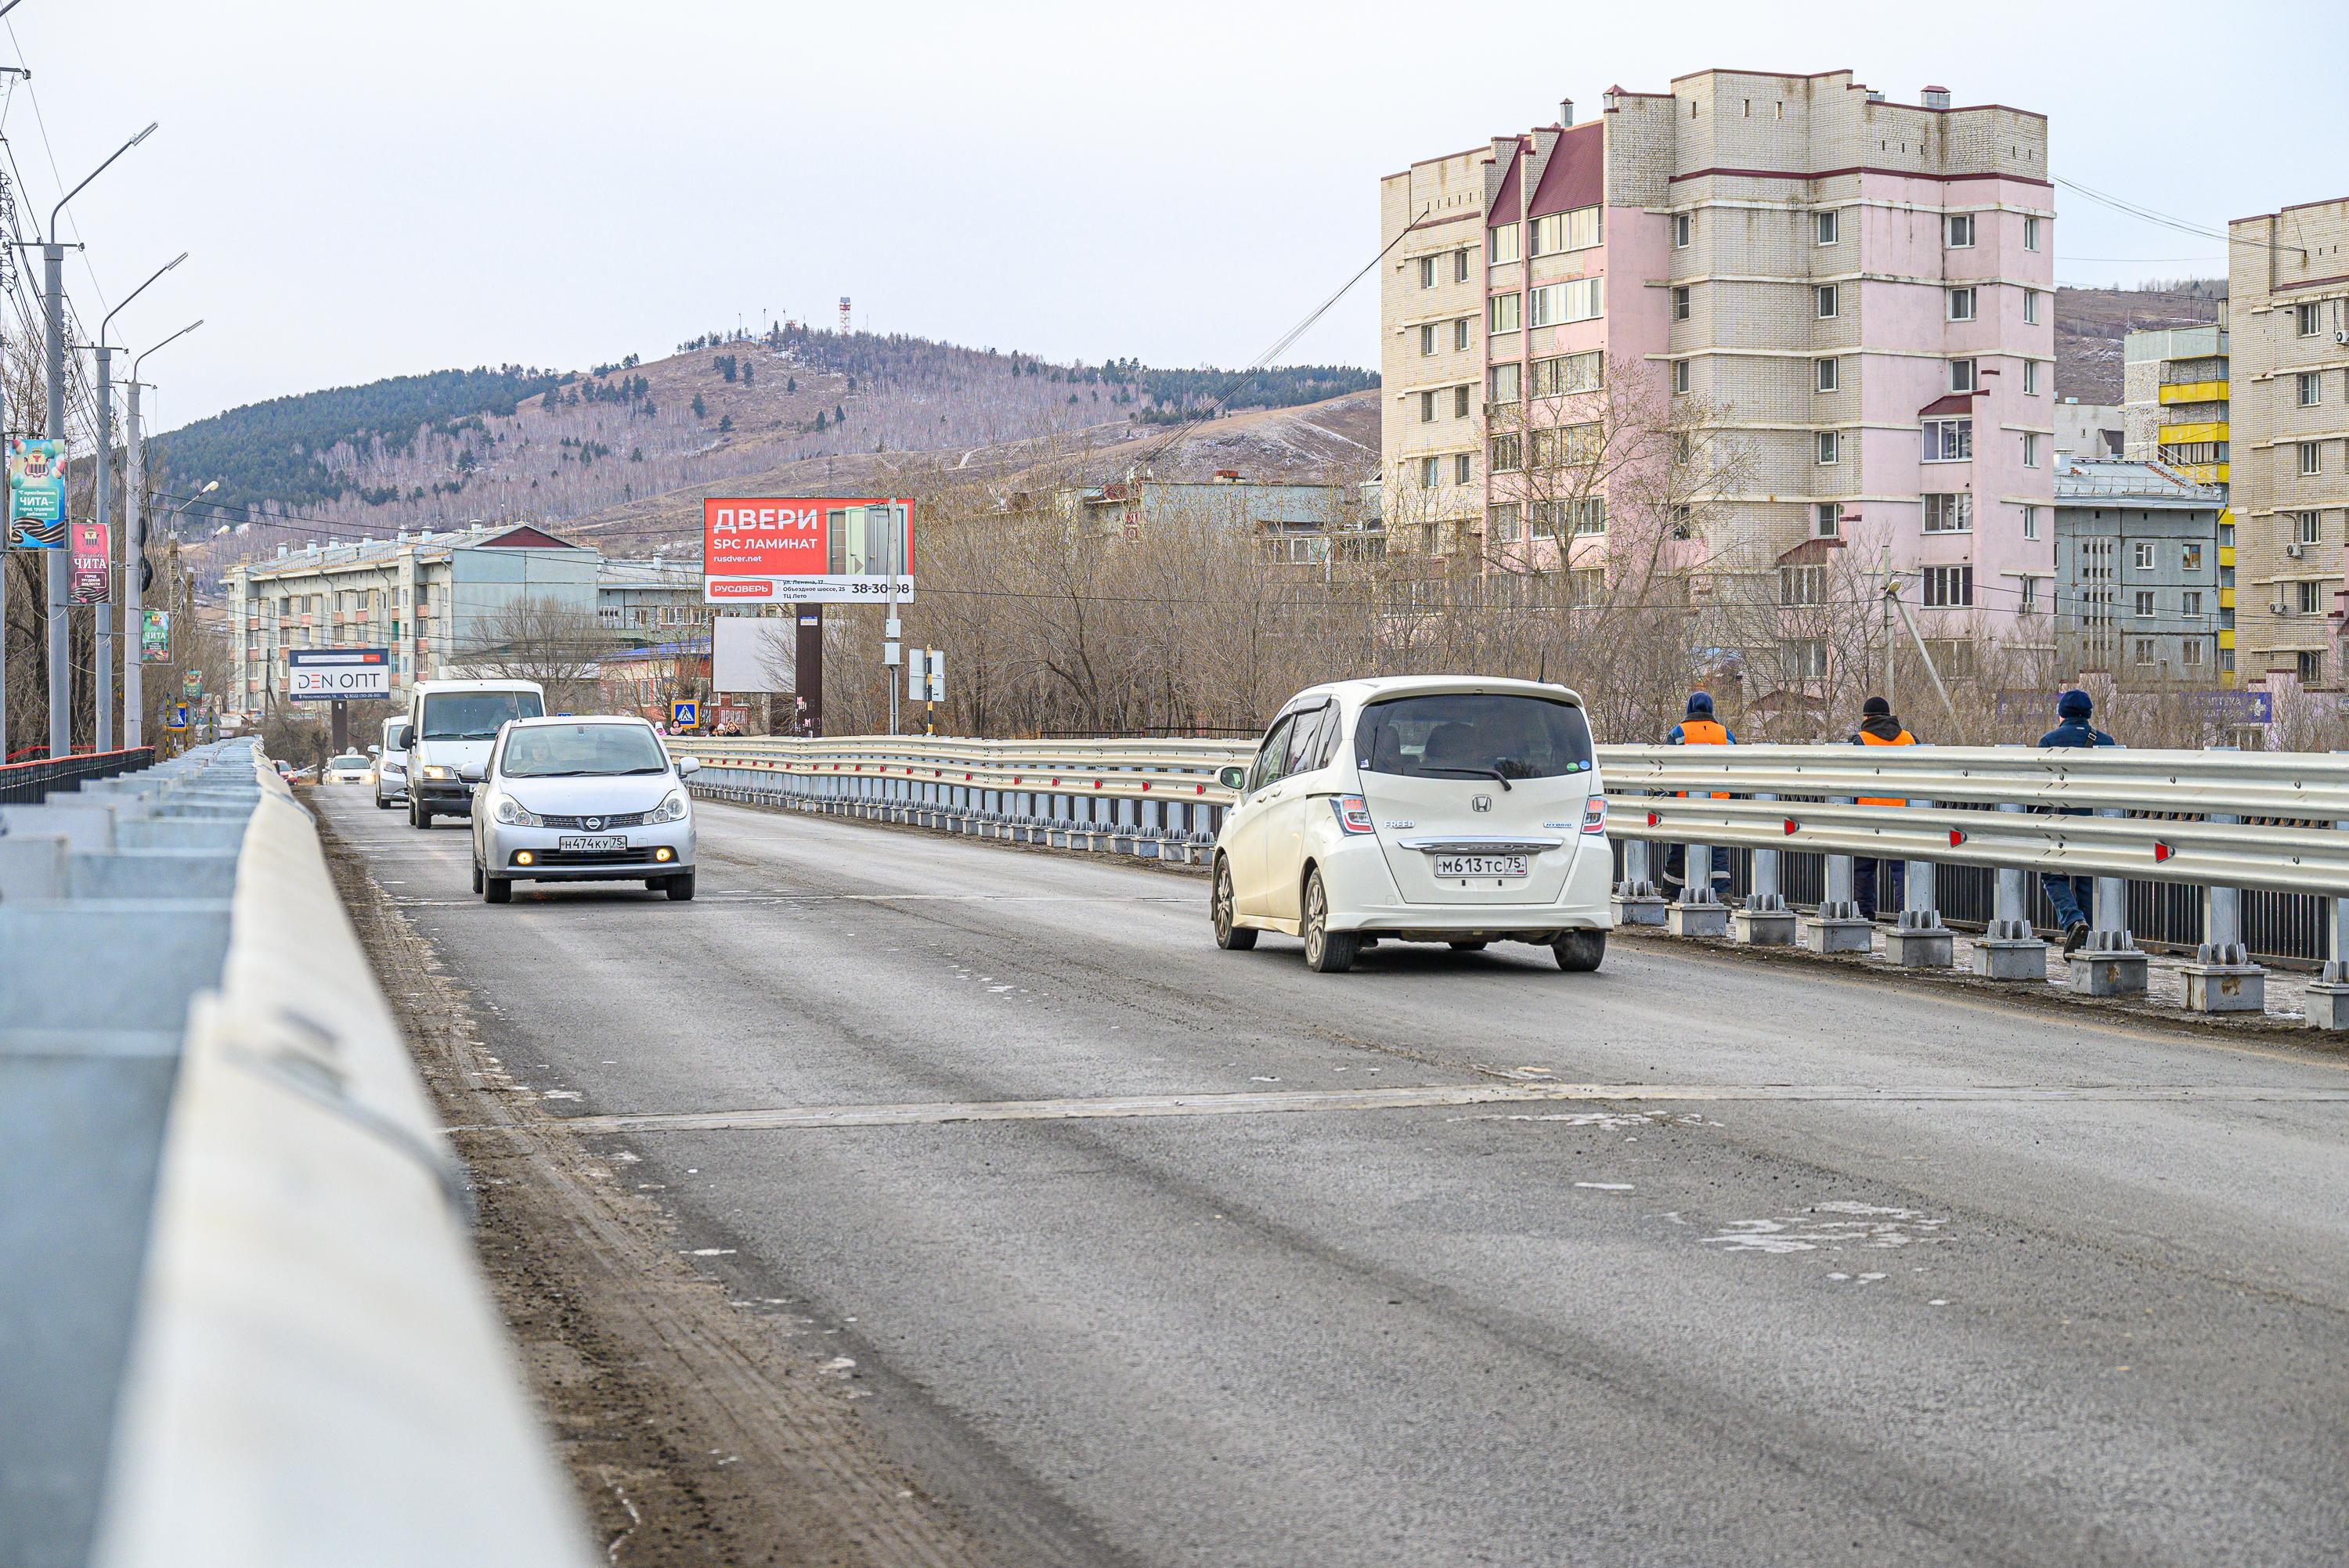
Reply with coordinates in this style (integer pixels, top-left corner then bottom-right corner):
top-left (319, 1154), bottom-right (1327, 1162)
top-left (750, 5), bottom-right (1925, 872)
top-left (528, 1081), bottom-right (2349, 1137)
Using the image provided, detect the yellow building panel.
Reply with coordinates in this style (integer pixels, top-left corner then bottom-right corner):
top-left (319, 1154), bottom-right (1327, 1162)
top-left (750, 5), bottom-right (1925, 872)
top-left (2157, 421), bottom-right (2228, 445)
top-left (2219, 546), bottom-right (2235, 568)
top-left (2159, 380), bottom-right (2228, 405)
top-left (2219, 586), bottom-right (2235, 609)
top-left (2219, 629), bottom-right (2235, 650)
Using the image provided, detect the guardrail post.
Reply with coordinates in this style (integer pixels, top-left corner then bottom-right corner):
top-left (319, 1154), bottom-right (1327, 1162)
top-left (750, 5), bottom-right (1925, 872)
top-left (1610, 827), bottom-right (1665, 927)
top-left (2304, 824), bottom-right (2349, 1029)
top-left (2180, 811), bottom-right (2266, 1013)
top-left (2069, 805), bottom-right (2149, 996)
top-left (1882, 798), bottom-right (1954, 968)
top-left (1665, 832), bottom-right (1728, 938)
top-left (1731, 791), bottom-right (1795, 945)
top-left (1797, 795), bottom-right (1874, 953)
top-left (1972, 799), bottom-right (2050, 980)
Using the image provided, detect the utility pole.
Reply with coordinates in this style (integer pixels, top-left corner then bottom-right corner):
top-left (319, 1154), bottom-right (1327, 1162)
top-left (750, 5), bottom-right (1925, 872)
top-left (125, 320), bottom-right (200, 750)
top-left (1879, 540), bottom-right (1896, 712)
top-left (94, 254), bottom-right (187, 752)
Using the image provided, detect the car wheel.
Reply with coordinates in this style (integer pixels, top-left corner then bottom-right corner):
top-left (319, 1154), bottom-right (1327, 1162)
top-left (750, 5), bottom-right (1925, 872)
top-left (1302, 868), bottom-right (1358, 974)
top-left (1553, 930), bottom-right (1606, 972)
top-left (376, 793), bottom-right (392, 810)
top-left (483, 874), bottom-right (512, 904)
top-left (1449, 939), bottom-right (1488, 952)
top-left (410, 796), bottom-right (433, 829)
top-left (472, 861), bottom-right (483, 894)
top-left (1212, 856), bottom-right (1256, 950)
top-left (665, 871), bottom-right (697, 902)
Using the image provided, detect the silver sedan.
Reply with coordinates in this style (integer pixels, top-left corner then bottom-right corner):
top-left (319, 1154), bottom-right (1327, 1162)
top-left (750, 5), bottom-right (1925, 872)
top-left (468, 716), bottom-right (701, 903)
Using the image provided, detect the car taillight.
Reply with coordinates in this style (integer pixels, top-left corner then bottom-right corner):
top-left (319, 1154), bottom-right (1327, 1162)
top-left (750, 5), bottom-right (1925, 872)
top-left (1331, 795), bottom-right (1376, 834)
top-left (1581, 797), bottom-right (1607, 835)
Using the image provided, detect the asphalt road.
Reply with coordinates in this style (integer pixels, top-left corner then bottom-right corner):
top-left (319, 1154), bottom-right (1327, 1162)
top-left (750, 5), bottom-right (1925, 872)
top-left (321, 786), bottom-right (2349, 1568)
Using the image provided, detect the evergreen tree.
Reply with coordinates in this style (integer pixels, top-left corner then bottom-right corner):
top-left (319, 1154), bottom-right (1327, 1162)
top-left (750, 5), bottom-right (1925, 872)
top-left (742, 361), bottom-right (754, 386)
top-left (718, 413), bottom-right (734, 433)
top-left (786, 376), bottom-right (797, 394)
top-left (691, 391), bottom-right (708, 420)
top-left (834, 404), bottom-right (846, 424)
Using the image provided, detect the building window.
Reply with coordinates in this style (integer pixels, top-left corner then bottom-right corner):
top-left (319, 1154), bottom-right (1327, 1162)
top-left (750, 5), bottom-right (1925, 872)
top-left (1487, 224), bottom-right (1520, 266)
top-left (2134, 637), bottom-right (2159, 666)
top-left (1529, 207), bottom-right (1600, 256)
top-left (1570, 498), bottom-right (1607, 535)
top-left (2023, 290), bottom-right (2042, 325)
top-left (1922, 565), bottom-right (1974, 607)
top-left (2182, 589), bottom-right (2204, 616)
top-left (1419, 391), bottom-right (1437, 423)
top-left (2181, 542), bottom-right (2203, 571)
top-left (1488, 503), bottom-right (1522, 542)
top-left (1454, 316), bottom-right (1472, 351)
top-left (2298, 303), bottom-right (2322, 337)
top-left (1488, 292), bottom-right (1521, 333)
top-left (1672, 286), bottom-right (1690, 321)
top-left (1454, 248), bottom-right (1471, 283)
top-left (1922, 492), bottom-right (1972, 533)
top-left (1488, 362), bottom-right (1521, 405)
top-left (2020, 578), bottom-right (2040, 615)
top-left (1672, 213), bottom-right (1691, 248)
top-left (1672, 359), bottom-right (1691, 395)
top-left (1950, 358), bottom-right (1976, 393)
top-left (2298, 651), bottom-right (2324, 683)
top-left (1815, 502), bottom-right (1841, 539)
top-left (2023, 360), bottom-right (2040, 395)
top-left (1781, 638), bottom-right (1829, 680)
top-left (2023, 432), bottom-right (2042, 467)
top-left (2299, 510), bottom-right (2322, 545)
top-left (2134, 589), bottom-right (2156, 618)
top-left (1530, 351), bottom-right (1603, 397)
top-left (2022, 504), bottom-right (2040, 540)
top-left (1528, 277), bottom-right (1603, 327)
top-left (2180, 638), bottom-right (2204, 667)
top-left (1419, 323), bottom-right (1437, 356)
top-left (1816, 210), bottom-right (1839, 246)
top-left (2023, 215), bottom-right (2041, 251)
top-left (1947, 287), bottom-right (1977, 322)
top-left (2133, 541), bottom-right (2155, 570)
top-left (2301, 442), bottom-right (2323, 476)
top-left (1417, 255), bottom-right (1439, 290)
top-left (1488, 434), bottom-right (1522, 471)
top-left (1922, 416), bottom-right (1973, 461)
top-left (1816, 357), bottom-right (1838, 392)
top-left (1420, 456), bottom-right (1442, 487)
top-left (1453, 384), bottom-right (1471, 418)
top-left (1780, 564), bottom-right (1827, 605)
top-left (1946, 212), bottom-right (1975, 248)
top-left (1670, 504), bottom-right (1694, 539)
top-left (1816, 283), bottom-right (1838, 319)
top-left (2298, 580), bottom-right (2323, 615)
top-left (1455, 452), bottom-right (1473, 485)
top-left (2301, 372), bottom-right (2323, 407)
top-left (1817, 430), bottom-right (1840, 465)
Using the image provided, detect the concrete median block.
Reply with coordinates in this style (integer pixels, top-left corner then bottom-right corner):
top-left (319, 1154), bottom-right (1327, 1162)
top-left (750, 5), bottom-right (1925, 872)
top-left (2303, 982), bottom-right (2349, 1029)
top-left (2179, 962), bottom-right (2267, 1015)
top-left (2068, 949), bottom-right (2149, 997)
top-left (1796, 914), bottom-right (1874, 953)
top-left (1883, 924), bottom-right (1954, 968)
top-left (1611, 892), bottom-right (1667, 927)
top-left (1730, 907), bottom-right (1798, 946)
top-left (1970, 938), bottom-right (2050, 981)
top-left (1665, 899), bottom-right (1729, 939)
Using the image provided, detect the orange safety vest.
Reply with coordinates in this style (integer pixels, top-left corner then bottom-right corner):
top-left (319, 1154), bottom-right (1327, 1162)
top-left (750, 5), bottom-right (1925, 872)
top-left (1676, 716), bottom-right (1731, 798)
top-left (1858, 726), bottom-right (1915, 807)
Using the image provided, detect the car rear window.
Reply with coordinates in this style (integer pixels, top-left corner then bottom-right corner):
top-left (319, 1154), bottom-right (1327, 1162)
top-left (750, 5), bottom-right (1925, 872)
top-left (1355, 693), bottom-right (1594, 781)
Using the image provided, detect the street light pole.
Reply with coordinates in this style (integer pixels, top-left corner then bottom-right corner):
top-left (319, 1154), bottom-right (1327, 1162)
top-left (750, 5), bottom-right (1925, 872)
top-left (91, 251), bottom-right (187, 752)
top-left (41, 121), bottom-right (157, 758)
top-left (125, 319), bottom-right (203, 748)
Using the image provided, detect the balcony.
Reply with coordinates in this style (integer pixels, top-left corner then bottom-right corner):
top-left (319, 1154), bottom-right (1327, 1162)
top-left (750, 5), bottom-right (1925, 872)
top-left (2156, 420), bottom-right (2227, 445)
top-left (2158, 380), bottom-right (2228, 406)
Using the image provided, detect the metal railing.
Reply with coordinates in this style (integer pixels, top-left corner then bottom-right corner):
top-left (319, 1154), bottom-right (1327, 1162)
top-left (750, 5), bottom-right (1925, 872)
top-left (0, 747), bottom-right (157, 806)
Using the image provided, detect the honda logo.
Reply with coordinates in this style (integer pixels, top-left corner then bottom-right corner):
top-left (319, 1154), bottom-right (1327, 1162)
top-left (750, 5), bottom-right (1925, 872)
top-left (1470, 795), bottom-right (1493, 813)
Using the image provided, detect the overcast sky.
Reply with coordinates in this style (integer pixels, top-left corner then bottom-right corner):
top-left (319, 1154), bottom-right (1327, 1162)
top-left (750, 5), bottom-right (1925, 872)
top-left (8, 0), bottom-right (2341, 434)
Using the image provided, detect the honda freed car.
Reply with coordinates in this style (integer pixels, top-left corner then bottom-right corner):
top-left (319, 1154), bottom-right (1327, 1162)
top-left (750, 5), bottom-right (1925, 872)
top-left (373, 717), bottom-right (412, 809)
top-left (470, 715), bottom-right (700, 903)
top-left (1211, 677), bottom-right (1611, 972)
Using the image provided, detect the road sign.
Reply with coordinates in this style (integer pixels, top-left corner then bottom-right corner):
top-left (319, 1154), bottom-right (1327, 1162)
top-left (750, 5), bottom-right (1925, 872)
top-left (166, 704), bottom-right (191, 731)
top-left (672, 699), bottom-right (699, 730)
top-left (287, 647), bottom-right (392, 701)
top-left (702, 497), bottom-right (915, 604)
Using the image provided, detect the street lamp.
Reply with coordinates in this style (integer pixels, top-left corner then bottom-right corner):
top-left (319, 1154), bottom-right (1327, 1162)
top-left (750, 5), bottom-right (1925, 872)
top-left (88, 251), bottom-right (188, 750)
top-left (37, 119), bottom-right (159, 759)
top-left (121, 319), bottom-right (202, 748)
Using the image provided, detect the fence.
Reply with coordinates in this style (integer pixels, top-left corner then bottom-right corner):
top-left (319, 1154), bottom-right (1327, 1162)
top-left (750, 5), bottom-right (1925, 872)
top-left (0, 747), bottom-right (157, 806)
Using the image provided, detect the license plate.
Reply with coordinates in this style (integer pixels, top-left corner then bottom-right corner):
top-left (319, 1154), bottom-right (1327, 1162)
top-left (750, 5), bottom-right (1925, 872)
top-left (1434, 853), bottom-right (1528, 878)
top-left (559, 834), bottom-right (626, 852)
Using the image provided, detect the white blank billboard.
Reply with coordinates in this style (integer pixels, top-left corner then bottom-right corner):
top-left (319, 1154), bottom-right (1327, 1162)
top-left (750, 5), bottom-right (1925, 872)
top-left (711, 615), bottom-right (796, 694)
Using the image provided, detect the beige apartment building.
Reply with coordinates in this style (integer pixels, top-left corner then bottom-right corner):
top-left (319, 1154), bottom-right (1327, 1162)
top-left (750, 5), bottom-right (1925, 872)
top-left (2228, 196), bottom-right (2349, 687)
top-left (1379, 70), bottom-right (2056, 667)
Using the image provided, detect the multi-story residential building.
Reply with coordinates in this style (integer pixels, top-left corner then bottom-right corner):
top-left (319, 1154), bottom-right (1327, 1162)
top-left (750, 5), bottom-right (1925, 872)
top-left (222, 524), bottom-right (709, 717)
top-left (2122, 316), bottom-right (2229, 481)
top-left (2228, 196), bottom-right (2349, 687)
top-left (2052, 455), bottom-right (2228, 683)
top-left (1009, 474), bottom-right (1371, 561)
top-left (1378, 70), bottom-right (2057, 676)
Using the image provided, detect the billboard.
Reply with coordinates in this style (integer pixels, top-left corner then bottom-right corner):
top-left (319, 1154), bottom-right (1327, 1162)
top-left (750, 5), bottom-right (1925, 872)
top-left (711, 615), bottom-right (797, 693)
top-left (68, 521), bottom-right (110, 604)
top-left (141, 609), bottom-right (171, 663)
top-left (287, 647), bottom-right (392, 701)
top-left (702, 497), bottom-right (915, 604)
top-left (7, 436), bottom-right (67, 548)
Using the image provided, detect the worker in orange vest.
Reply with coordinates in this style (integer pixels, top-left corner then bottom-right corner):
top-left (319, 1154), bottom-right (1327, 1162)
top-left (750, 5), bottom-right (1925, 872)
top-left (1662, 691), bottom-right (1734, 892)
top-left (1850, 696), bottom-right (1917, 921)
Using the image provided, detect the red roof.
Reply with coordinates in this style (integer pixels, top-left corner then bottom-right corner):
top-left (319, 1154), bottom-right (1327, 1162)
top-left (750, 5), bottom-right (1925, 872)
top-left (1918, 392), bottom-right (1979, 417)
top-left (476, 524), bottom-right (581, 550)
top-left (1527, 122), bottom-right (1604, 219)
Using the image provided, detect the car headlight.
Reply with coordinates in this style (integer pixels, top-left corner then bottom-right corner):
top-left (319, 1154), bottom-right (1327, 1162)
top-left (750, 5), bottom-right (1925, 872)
top-left (420, 764), bottom-right (454, 780)
top-left (493, 797), bottom-right (544, 827)
top-left (648, 790), bottom-right (689, 824)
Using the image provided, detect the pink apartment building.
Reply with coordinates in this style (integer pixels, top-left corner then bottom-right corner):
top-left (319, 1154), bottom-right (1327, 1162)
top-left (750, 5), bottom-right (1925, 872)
top-left (1378, 70), bottom-right (2057, 676)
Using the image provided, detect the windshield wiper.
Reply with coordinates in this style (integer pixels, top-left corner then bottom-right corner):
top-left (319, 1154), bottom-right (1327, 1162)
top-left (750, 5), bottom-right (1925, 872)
top-left (1417, 764), bottom-right (1512, 791)
top-left (616, 765), bottom-right (669, 774)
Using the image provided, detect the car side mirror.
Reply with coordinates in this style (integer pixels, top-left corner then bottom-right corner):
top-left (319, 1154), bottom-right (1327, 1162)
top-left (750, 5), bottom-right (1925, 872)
top-left (678, 757), bottom-right (702, 775)
top-left (1217, 765), bottom-right (1249, 793)
top-left (367, 744), bottom-right (381, 755)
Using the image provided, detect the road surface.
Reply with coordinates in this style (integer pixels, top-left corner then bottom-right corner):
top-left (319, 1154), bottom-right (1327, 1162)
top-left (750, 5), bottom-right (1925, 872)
top-left (319, 786), bottom-right (2349, 1567)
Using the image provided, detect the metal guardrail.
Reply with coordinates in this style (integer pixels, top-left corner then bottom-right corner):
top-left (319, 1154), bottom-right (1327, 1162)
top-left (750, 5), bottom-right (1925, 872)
top-left (0, 747), bottom-right (158, 806)
top-left (0, 740), bottom-right (590, 1568)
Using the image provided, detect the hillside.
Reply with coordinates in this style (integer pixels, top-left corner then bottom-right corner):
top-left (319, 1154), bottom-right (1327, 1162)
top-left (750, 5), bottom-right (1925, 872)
top-left (2055, 279), bottom-right (2227, 404)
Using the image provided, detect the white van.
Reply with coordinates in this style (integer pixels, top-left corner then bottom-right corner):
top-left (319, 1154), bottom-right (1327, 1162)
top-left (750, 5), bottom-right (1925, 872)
top-left (404, 679), bottom-right (547, 827)
top-left (373, 715), bottom-right (413, 809)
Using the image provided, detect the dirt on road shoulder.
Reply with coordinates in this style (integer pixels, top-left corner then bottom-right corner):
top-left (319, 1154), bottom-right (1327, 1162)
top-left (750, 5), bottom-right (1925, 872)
top-left (321, 814), bottom-right (993, 1568)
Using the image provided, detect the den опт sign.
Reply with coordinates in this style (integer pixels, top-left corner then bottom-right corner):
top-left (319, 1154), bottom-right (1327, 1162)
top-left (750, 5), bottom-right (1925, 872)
top-left (287, 647), bottom-right (392, 701)
top-left (702, 497), bottom-right (915, 604)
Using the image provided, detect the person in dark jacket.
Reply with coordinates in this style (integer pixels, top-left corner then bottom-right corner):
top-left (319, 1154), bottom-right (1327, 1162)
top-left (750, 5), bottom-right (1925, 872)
top-left (1849, 696), bottom-right (1915, 921)
top-left (2037, 688), bottom-right (2116, 952)
top-left (1663, 692), bottom-right (1734, 889)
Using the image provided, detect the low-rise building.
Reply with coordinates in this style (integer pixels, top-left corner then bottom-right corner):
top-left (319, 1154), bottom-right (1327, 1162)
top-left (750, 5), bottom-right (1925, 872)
top-left (2052, 455), bottom-right (2228, 683)
top-left (1013, 474), bottom-right (1372, 562)
top-left (2054, 399), bottom-right (2124, 460)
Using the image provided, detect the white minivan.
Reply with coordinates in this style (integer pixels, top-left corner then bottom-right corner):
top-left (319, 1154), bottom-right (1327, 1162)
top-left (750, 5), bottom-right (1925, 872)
top-left (1211, 676), bottom-right (1613, 973)
top-left (404, 679), bottom-right (547, 827)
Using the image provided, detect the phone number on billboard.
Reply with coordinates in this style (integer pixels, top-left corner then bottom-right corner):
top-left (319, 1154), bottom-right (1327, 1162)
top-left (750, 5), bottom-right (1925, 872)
top-left (703, 576), bottom-right (915, 604)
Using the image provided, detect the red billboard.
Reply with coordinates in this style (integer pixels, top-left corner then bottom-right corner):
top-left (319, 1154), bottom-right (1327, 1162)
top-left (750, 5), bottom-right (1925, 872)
top-left (68, 521), bottom-right (111, 604)
top-left (702, 497), bottom-right (915, 604)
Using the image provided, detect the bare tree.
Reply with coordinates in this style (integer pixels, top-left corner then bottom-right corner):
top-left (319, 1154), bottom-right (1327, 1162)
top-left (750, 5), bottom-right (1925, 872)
top-left (453, 593), bottom-right (615, 712)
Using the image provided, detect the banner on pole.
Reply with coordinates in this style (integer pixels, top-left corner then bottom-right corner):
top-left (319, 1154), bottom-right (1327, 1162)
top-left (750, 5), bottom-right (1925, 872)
top-left (6, 437), bottom-right (67, 548)
top-left (68, 521), bottom-right (111, 603)
top-left (141, 609), bottom-right (171, 663)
